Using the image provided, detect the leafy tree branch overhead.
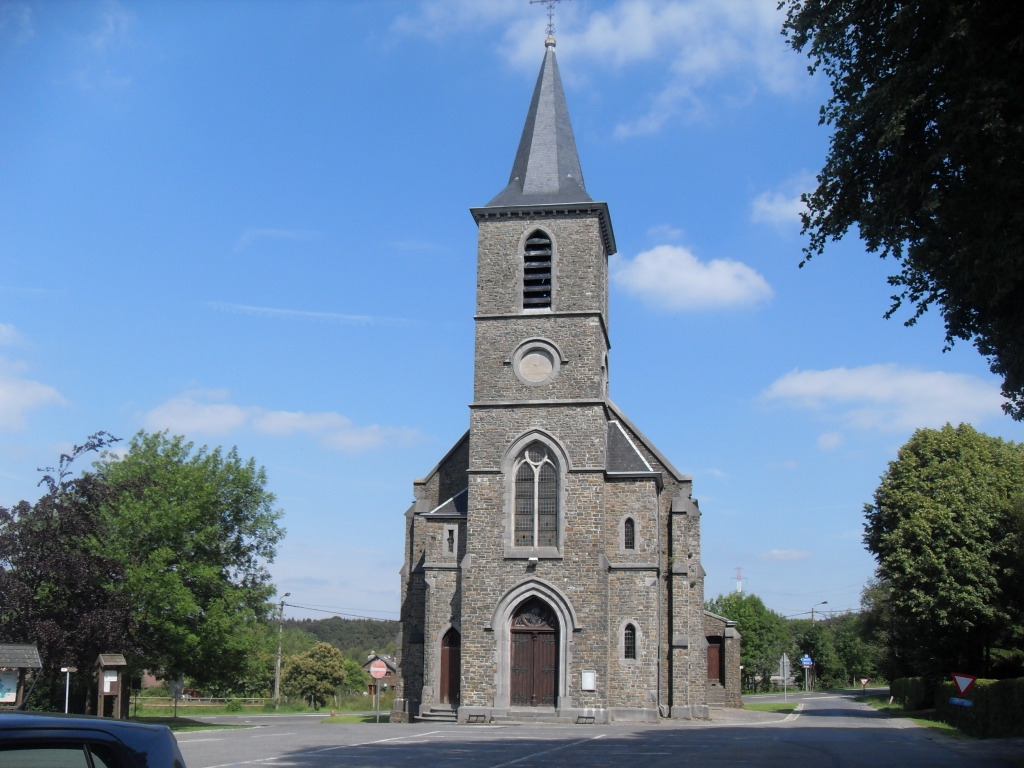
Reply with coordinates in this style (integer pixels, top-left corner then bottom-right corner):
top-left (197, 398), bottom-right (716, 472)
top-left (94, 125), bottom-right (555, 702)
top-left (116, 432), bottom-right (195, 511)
top-left (781, 1), bottom-right (1024, 418)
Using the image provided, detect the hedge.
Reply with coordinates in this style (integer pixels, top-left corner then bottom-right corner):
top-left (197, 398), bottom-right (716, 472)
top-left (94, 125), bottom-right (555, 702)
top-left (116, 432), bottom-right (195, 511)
top-left (889, 677), bottom-right (935, 712)
top-left (933, 678), bottom-right (1024, 739)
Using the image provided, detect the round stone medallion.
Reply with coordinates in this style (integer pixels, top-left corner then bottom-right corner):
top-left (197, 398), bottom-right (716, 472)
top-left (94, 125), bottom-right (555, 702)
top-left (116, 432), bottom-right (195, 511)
top-left (512, 339), bottom-right (561, 386)
top-left (519, 350), bottom-right (554, 382)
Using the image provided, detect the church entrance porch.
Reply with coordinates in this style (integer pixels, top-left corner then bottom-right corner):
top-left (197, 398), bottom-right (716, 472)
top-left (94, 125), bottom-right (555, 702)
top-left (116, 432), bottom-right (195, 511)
top-left (510, 598), bottom-right (559, 707)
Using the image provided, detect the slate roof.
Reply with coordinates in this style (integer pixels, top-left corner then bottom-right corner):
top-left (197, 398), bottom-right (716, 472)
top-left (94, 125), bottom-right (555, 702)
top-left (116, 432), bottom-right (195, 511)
top-left (0, 645), bottom-right (41, 669)
top-left (486, 40), bottom-right (592, 208)
top-left (606, 420), bottom-right (654, 473)
top-left (419, 487), bottom-right (468, 518)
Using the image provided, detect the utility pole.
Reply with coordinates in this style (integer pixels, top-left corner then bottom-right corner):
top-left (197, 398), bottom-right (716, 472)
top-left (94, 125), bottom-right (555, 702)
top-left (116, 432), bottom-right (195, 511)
top-left (735, 567), bottom-right (743, 594)
top-left (274, 593), bottom-right (291, 710)
top-left (811, 600), bottom-right (827, 624)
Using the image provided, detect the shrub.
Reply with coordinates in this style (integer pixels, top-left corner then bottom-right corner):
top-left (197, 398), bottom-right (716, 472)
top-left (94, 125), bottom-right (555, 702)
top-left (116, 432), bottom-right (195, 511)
top-left (225, 700), bottom-right (243, 713)
top-left (890, 677), bottom-right (935, 711)
top-left (934, 678), bottom-right (1024, 738)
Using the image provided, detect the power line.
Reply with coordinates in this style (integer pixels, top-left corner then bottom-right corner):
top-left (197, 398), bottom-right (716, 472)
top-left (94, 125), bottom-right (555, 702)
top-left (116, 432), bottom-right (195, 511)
top-left (283, 603), bottom-right (398, 622)
top-left (282, 600), bottom-right (398, 616)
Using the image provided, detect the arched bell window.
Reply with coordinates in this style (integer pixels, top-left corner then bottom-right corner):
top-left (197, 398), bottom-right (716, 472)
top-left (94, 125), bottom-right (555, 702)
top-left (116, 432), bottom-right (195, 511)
top-left (624, 623), bottom-right (637, 660)
top-left (522, 230), bottom-right (553, 309)
top-left (624, 517), bottom-right (635, 550)
top-left (514, 442), bottom-right (558, 548)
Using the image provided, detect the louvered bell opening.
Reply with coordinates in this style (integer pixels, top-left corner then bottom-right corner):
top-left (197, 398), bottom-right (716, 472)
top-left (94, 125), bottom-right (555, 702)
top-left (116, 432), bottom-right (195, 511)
top-left (523, 233), bottom-right (552, 309)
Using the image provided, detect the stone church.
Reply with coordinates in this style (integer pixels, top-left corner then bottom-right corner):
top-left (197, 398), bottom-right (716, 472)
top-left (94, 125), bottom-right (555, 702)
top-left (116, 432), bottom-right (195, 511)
top-left (393, 34), bottom-right (740, 725)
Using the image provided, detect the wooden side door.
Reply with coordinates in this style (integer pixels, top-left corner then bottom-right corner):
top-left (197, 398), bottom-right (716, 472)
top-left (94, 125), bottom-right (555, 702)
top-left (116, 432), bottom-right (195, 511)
top-left (510, 631), bottom-right (532, 706)
top-left (440, 628), bottom-right (460, 705)
top-left (707, 640), bottom-right (723, 684)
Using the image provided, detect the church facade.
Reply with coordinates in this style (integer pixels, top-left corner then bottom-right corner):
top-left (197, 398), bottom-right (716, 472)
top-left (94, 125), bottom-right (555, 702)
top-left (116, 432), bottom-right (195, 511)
top-left (393, 36), bottom-right (740, 725)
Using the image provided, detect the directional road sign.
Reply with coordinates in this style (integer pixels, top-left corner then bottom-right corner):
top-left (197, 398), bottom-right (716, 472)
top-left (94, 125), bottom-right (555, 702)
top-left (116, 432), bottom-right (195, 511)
top-left (949, 697), bottom-right (974, 708)
top-left (951, 673), bottom-right (977, 696)
top-left (800, 655), bottom-right (813, 668)
top-left (370, 659), bottom-right (388, 680)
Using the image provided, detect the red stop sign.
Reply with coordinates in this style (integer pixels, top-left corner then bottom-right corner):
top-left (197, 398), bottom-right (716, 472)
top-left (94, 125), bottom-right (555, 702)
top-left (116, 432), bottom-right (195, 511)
top-left (370, 660), bottom-right (388, 679)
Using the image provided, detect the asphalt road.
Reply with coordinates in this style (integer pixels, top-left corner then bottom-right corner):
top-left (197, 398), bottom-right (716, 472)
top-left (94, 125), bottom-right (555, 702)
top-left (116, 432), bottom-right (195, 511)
top-left (176, 692), bottom-right (1024, 768)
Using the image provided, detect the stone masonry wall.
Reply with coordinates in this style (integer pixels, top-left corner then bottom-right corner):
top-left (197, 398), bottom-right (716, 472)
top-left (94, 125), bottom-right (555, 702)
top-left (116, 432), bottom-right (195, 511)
top-left (473, 314), bottom-right (606, 403)
top-left (475, 215), bottom-right (607, 318)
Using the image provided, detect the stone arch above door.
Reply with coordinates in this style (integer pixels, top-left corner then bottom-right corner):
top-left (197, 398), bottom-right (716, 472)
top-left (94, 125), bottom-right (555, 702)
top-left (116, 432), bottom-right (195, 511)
top-left (487, 576), bottom-right (580, 710)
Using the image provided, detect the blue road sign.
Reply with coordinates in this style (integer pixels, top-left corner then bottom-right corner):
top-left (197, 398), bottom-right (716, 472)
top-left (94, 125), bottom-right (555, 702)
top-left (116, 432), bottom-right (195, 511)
top-left (949, 697), bottom-right (973, 707)
top-left (800, 655), bottom-right (813, 668)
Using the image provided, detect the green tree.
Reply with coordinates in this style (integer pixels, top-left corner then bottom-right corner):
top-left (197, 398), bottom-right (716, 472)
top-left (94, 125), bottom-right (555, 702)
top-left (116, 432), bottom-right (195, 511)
top-left (706, 593), bottom-right (789, 692)
top-left (95, 431), bottom-right (285, 690)
top-left (283, 642), bottom-right (347, 709)
top-left (781, 2), bottom-right (1024, 418)
top-left (341, 658), bottom-right (370, 695)
top-left (864, 423), bottom-right (1024, 676)
top-left (0, 434), bottom-right (137, 712)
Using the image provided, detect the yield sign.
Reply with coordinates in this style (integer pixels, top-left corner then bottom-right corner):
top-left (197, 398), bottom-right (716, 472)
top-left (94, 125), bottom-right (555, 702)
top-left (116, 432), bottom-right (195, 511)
top-left (951, 673), bottom-right (977, 696)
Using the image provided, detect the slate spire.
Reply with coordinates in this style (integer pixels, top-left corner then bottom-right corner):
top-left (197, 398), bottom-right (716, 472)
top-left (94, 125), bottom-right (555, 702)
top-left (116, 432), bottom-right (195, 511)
top-left (486, 36), bottom-right (592, 207)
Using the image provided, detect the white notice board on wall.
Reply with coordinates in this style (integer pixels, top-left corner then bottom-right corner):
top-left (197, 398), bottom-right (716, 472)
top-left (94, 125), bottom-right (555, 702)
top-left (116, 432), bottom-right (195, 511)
top-left (0, 671), bottom-right (18, 703)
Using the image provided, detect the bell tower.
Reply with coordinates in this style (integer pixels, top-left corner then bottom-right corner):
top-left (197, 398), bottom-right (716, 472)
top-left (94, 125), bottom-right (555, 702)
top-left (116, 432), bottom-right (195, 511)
top-left (468, 34), bottom-right (616, 408)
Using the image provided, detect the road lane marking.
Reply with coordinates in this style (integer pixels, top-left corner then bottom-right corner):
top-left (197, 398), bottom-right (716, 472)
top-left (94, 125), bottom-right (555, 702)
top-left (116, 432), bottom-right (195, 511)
top-left (782, 704), bottom-right (804, 722)
top-left (487, 734), bottom-right (605, 768)
top-left (252, 733), bottom-right (296, 738)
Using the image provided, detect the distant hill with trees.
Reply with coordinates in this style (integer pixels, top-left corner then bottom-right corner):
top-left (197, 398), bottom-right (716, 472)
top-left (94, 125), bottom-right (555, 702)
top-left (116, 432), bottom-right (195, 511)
top-left (283, 617), bottom-right (399, 660)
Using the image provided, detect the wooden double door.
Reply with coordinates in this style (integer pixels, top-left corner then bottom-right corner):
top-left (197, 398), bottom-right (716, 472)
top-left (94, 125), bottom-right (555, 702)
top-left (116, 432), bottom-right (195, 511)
top-left (510, 598), bottom-right (559, 707)
top-left (440, 628), bottom-right (460, 705)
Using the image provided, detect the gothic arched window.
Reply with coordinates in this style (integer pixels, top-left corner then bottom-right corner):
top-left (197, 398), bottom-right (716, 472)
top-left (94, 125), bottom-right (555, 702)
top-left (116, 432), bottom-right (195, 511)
top-left (624, 624), bottom-right (637, 660)
top-left (624, 518), bottom-right (635, 550)
top-left (523, 231), bottom-right (553, 309)
top-left (514, 443), bottom-right (558, 548)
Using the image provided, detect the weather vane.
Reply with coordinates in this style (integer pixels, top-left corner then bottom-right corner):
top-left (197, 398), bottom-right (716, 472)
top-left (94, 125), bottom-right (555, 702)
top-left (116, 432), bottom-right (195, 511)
top-left (530, 0), bottom-right (570, 38)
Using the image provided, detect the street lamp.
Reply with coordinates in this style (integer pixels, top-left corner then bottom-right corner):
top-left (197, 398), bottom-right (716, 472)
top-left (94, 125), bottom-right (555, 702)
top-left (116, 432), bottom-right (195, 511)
top-left (274, 593), bottom-right (291, 711)
top-left (811, 601), bottom-right (828, 623)
top-left (60, 667), bottom-right (77, 714)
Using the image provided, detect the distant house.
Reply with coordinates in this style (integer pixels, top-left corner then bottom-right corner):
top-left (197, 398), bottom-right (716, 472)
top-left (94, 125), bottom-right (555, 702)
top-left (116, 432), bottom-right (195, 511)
top-left (362, 653), bottom-right (396, 696)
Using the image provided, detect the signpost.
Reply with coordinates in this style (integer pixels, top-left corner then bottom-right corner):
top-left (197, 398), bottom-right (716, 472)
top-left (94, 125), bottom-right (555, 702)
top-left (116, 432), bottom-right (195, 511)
top-left (778, 654), bottom-right (791, 702)
top-left (859, 677), bottom-right (869, 692)
top-left (800, 655), bottom-right (813, 692)
top-left (60, 667), bottom-right (77, 714)
top-left (948, 673), bottom-right (978, 731)
top-left (369, 659), bottom-right (387, 724)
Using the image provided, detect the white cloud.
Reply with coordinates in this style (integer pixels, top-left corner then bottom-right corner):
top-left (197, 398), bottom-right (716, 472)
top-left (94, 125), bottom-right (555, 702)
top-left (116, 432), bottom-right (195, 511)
top-left (817, 431), bottom-right (845, 451)
top-left (0, 324), bottom-right (23, 346)
top-left (611, 244), bottom-right (772, 310)
top-left (0, 358), bottom-right (65, 430)
top-left (234, 228), bottom-right (319, 252)
top-left (0, 3), bottom-right (34, 51)
top-left (144, 390), bottom-right (418, 453)
top-left (752, 191), bottom-right (804, 225)
top-left (647, 224), bottom-right (685, 241)
top-left (760, 548), bottom-right (811, 561)
top-left (395, 1), bottom-right (805, 136)
top-left (763, 364), bottom-right (1006, 432)
top-left (751, 172), bottom-right (814, 225)
top-left (207, 302), bottom-right (410, 328)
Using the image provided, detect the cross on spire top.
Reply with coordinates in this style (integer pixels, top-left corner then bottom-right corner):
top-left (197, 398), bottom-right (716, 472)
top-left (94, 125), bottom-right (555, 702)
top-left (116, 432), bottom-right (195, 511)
top-left (530, 0), bottom-right (569, 39)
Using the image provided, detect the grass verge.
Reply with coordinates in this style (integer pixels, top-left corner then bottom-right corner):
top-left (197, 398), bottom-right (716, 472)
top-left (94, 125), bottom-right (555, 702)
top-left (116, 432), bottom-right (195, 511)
top-left (744, 703), bottom-right (798, 713)
top-left (129, 716), bottom-right (252, 732)
top-left (321, 714), bottom-right (391, 724)
top-left (856, 695), bottom-right (974, 741)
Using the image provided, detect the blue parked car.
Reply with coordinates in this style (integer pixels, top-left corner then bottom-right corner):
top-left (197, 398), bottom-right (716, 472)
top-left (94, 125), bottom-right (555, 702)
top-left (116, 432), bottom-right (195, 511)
top-left (0, 713), bottom-right (186, 768)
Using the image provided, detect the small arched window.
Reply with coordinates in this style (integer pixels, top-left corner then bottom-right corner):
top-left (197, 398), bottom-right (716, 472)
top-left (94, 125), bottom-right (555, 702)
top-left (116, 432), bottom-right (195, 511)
top-left (624, 624), bottom-right (637, 660)
top-left (514, 442), bottom-right (558, 547)
top-left (523, 231), bottom-right (552, 309)
top-left (624, 518), bottom-right (635, 550)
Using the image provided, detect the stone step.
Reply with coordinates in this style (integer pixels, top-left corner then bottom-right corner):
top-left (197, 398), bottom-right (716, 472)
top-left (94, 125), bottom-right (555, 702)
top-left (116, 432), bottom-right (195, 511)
top-left (414, 707), bottom-right (458, 723)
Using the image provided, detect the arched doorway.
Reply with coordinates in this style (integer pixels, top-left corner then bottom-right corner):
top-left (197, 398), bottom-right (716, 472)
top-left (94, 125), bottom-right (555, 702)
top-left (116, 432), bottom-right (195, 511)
top-left (439, 628), bottom-right (460, 706)
top-left (510, 598), bottom-right (559, 707)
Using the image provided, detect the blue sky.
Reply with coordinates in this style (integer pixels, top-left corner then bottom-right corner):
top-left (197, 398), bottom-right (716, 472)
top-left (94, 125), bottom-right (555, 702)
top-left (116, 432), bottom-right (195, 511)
top-left (2, 0), bottom-right (1021, 623)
